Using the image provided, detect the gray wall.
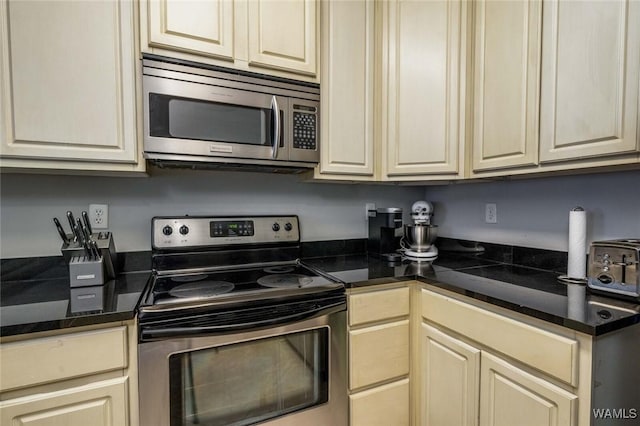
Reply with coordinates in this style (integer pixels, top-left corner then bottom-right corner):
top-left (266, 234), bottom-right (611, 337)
top-left (425, 170), bottom-right (640, 251)
top-left (2, 168), bottom-right (639, 258)
top-left (0, 169), bottom-right (423, 258)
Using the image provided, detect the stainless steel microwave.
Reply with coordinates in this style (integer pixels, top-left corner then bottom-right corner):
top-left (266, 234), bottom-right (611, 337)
top-left (142, 56), bottom-right (320, 171)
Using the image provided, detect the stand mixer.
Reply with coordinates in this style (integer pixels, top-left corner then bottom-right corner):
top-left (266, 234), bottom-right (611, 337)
top-left (400, 201), bottom-right (438, 262)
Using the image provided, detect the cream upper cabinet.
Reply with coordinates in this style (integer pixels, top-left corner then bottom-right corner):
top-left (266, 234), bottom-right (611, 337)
top-left (381, 0), bottom-right (467, 179)
top-left (315, 0), bottom-right (375, 179)
top-left (141, 0), bottom-right (318, 81)
top-left (248, 0), bottom-right (317, 76)
top-left (0, 0), bottom-right (143, 173)
top-left (479, 352), bottom-right (577, 426)
top-left (421, 323), bottom-right (480, 426)
top-left (539, 0), bottom-right (640, 162)
top-left (146, 0), bottom-right (234, 60)
top-left (471, 0), bottom-right (541, 172)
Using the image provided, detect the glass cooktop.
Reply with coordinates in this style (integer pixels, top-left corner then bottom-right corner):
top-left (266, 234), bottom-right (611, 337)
top-left (150, 263), bottom-right (343, 306)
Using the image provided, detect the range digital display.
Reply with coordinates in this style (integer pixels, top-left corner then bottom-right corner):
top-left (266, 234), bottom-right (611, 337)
top-left (210, 220), bottom-right (254, 238)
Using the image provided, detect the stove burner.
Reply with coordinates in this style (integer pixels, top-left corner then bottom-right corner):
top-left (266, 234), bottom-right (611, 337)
top-left (257, 274), bottom-right (314, 288)
top-left (169, 281), bottom-right (235, 298)
top-left (171, 274), bottom-right (209, 283)
top-left (263, 266), bottom-right (296, 274)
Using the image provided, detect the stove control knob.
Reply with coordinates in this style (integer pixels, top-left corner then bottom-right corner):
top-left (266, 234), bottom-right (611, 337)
top-left (179, 225), bottom-right (189, 235)
top-left (284, 222), bottom-right (293, 232)
top-left (272, 223), bottom-right (280, 232)
top-left (162, 225), bottom-right (173, 236)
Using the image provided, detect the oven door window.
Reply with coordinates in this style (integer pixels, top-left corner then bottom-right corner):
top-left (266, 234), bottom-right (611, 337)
top-left (149, 94), bottom-right (283, 147)
top-left (168, 327), bottom-right (329, 426)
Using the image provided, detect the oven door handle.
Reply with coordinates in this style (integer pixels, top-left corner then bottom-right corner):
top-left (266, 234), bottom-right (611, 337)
top-left (140, 301), bottom-right (345, 341)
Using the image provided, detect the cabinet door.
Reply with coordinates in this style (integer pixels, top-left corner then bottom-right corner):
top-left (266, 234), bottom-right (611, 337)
top-left (421, 323), bottom-right (480, 426)
top-left (146, 0), bottom-right (234, 60)
top-left (472, 0), bottom-right (541, 172)
top-left (248, 0), bottom-right (317, 76)
top-left (317, 0), bottom-right (374, 177)
top-left (350, 378), bottom-right (410, 426)
top-left (0, 377), bottom-right (129, 426)
top-left (479, 352), bottom-right (577, 426)
top-left (382, 0), bottom-right (465, 177)
top-left (0, 0), bottom-right (138, 165)
top-left (539, 0), bottom-right (640, 162)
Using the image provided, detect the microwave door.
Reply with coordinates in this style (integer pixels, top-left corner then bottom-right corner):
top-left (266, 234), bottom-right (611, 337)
top-left (144, 75), bottom-right (289, 162)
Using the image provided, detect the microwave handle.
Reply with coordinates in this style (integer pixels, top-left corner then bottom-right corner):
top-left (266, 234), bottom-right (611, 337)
top-left (271, 96), bottom-right (280, 159)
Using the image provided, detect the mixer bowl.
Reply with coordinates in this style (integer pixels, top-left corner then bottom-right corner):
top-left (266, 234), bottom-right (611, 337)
top-left (403, 224), bottom-right (438, 252)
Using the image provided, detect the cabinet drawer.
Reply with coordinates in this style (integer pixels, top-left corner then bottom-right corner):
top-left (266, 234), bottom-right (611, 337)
top-left (0, 327), bottom-right (128, 392)
top-left (348, 286), bottom-right (410, 326)
top-left (421, 289), bottom-right (578, 386)
top-left (349, 320), bottom-right (409, 389)
top-left (350, 378), bottom-right (409, 426)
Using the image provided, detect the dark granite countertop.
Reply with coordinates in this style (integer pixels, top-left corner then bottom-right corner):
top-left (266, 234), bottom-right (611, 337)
top-left (2, 241), bottom-right (640, 338)
top-left (303, 253), bottom-right (640, 336)
top-left (1, 252), bottom-right (151, 337)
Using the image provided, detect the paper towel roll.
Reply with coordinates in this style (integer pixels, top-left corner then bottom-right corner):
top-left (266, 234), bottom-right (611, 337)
top-left (567, 207), bottom-right (587, 279)
top-left (567, 283), bottom-right (586, 321)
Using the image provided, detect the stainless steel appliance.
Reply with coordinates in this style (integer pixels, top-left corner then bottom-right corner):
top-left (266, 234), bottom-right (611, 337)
top-left (138, 215), bottom-right (347, 426)
top-left (588, 239), bottom-right (640, 301)
top-left (400, 201), bottom-right (438, 262)
top-left (142, 55), bottom-right (320, 172)
top-left (367, 207), bottom-right (403, 262)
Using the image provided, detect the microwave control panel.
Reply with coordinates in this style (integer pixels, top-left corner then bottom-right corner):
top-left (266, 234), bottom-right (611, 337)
top-left (292, 105), bottom-right (317, 150)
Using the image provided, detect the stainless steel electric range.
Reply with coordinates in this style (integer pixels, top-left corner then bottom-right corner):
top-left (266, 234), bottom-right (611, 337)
top-left (138, 215), bottom-right (347, 426)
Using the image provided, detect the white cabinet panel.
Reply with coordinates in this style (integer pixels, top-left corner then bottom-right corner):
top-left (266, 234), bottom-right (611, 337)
top-left (539, 0), bottom-right (640, 162)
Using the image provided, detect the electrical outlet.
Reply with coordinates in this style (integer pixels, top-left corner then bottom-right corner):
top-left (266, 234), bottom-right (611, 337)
top-left (89, 204), bottom-right (109, 229)
top-left (485, 203), bottom-right (497, 223)
top-left (365, 203), bottom-right (376, 219)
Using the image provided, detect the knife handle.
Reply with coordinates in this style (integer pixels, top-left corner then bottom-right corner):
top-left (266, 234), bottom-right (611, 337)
top-left (82, 211), bottom-right (93, 235)
top-left (53, 218), bottom-right (69, 244)
top-left (66, 211), bottom-right (77, 242)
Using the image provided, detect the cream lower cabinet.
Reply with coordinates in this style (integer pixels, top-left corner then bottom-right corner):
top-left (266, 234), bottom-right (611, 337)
top-left (379, 0), bottom-right (468, 181)
top-left (421, 323), bottom-right (480, 426)
top-left (0, 0), bottom-right (144, 174)
top-left (348, 284), bottom-right (411, 426)
top-left (0, 322), bottom-right (139, 426)
top-left (140, 0), bottom-right (318, 81)
top-left (479, 352), bottom-right (576, 426)
top-left (419, 288), bottom-right (582, 426)
top-left (0, 378), bottom-right (128, 426)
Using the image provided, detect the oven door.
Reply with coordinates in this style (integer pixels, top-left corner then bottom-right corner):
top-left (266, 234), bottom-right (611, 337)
top-left (138, 308), bottom-right (347, 426)
top-left (143, 74), bottom-right (288, 162)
